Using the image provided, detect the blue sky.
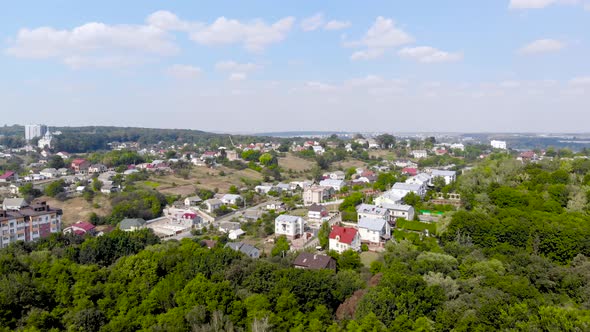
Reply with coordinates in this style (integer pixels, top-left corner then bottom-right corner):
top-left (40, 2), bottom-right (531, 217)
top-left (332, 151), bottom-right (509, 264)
top-left (1, 0), bottom-right (589, 133)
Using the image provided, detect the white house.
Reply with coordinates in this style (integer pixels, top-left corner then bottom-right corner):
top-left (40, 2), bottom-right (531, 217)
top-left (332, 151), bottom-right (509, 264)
top-left (221, 194), bottom-right (242, 205)
top-left (329, 226), bottom-right (361, 254)
top-left (491, 140), bottom-right (507, 150)
top-left (39, 168), bottom-right (59, 179)
top-left (308, 204), bottom-right (328, 220)
top-left (411, 150), bottom-right (428, 159)
top-left (380, 203), bottom-right (415, 221)
top-left (303, 185), bottom-right (333, 206)
top-left (324, 171), bottom-right (345, 180)
top-left (374, 191), bottom-right (404, 206)
top-left (312, 146), bottom-right (325, 155)
top-left (319, 179), bottom-right (346, 192)
top-left (184, 195), bottom-right (202, 207)
top-left (356, 204), bottom-right (389, 221)
top-left (204, 199), bottom-right (223, 213)
top-left (229, 229), bottom-right (246, 240)
top-left (431, 170), bottom-right (457, 185)
top-left (405, 173), bottom-right (431, 186)
top-left (390, 182), bottom-right (427, 198)
top-left (357, 218), bottom-right (391, 244)
top-left (275, 214), bottom-right (305, 239)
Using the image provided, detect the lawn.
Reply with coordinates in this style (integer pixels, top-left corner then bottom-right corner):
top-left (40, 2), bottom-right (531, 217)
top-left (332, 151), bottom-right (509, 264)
top-left (393, 229), bottom-right (421, 242)
top-left (44, 195), bottom-right (112, 226)
top-left (278, 153), bottom-right (315, 172)
top-left (140, 181), bottom-right (161, 188)
top-left (360, 251), bottom-right (380, 267)
top-left (396, 219), bottom-right (437, 234)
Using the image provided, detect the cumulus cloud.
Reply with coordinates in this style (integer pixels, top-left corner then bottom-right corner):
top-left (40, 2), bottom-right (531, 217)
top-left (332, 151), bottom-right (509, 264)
top-left (229, 72), bottom-right (247, 81)
top-left (166, 64), bottom-right (202, 79)
top-left (301, 13), bottom-right (324, 31)
top-left (518, 39), bottom-right (565, 54)
top-left (509, 0), bottom-right (582, 9)
top-left (190, 16), bottom-right (295, 52)
top-left (398, 46), bottom-right (463, 63)
top-left (324, 20), bottom-right (352, 30)
top-left (215, 60), bottom-right (260, 72)
top-left (570, 76), bottom-right (590, 85)
top-left (346, 17), bottom-right (413, 60)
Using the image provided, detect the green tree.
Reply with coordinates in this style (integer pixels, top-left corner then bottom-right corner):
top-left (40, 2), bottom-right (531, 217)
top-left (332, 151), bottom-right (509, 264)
top-left (44, 180), bottom-right (66, 197)
top-left (318, 222), bottom-right (331, 249)
top-left (271, 235), bottom-right (290, 257)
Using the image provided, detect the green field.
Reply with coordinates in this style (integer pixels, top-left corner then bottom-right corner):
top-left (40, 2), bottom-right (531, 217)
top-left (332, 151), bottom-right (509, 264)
top-left (140, 181), bottom-right (161, 188)
top-left (360, 251), bottom-right (380, 267)
top-left (396, 219), bottom-right (437, 234)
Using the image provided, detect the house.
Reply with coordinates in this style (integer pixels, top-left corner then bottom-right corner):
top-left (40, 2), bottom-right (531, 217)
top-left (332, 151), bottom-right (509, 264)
top-left (275, 214), bottom-right (305, 239)
top-left (411, 150), bottom-right (428, 159)
top-left (221, 194), bottom-right (242, 205)
top-left (229, 229), bottom-right (246, 240)
top-left (2, 198), bottom-right (28, 211)
top-left (319, 179), bottom-right (347, 192)
top-left (329, 226), bottom-right (361, 254)
top-left (374, 191), bottom-right (404, 206)
top-left (357, 218), bottom-right (391, 244)
top-left (356, 204), bottom-right (388, 221)
top-left (265, 201), bottom-right (285, 211)
top-left (184, 195), bottom-right (202, 207)
top-left (390, 182), bottom-right (427, 198)
top-left (57, 168), bottom-right (70, 176)
top-left (312, 146), bottom-right (325, 155)
top-left (201, 239), bottom-right (217, 249)
top-left (63, 221), bottom-right (96, 236)
top-left (491, 140), bottom-right (507, 150)
top-left (56, 151), bottom-right (70, 159)
top-left (255, 184), bottom-right (278, 195)
top-left (204, 199), bottom-right (223, 213)
top-left (401, 167), bottom-right (418, 176)
top-left (324, 171), bottom-right (346, 180)
top-left (39, 168), bottom-right (59, 179)
top-left (308, 204), bottom-right (328, 220)
top-left (275, 183), bottom-right (292, 194)
top-left (431, 170), bottom-right (457, 185)
top-left (518, 151), bottom-right (538, 161)
top-left (219, 221), bottom-right (242, 233)
top-left (406, 173), bottom-right (431, 186)
top-left (0, 201), bottom-right (62, 248)
top-left (71, 159), bottom-right (90, 173)
top-left (380, 203), bottom-right (415, 221)
top-left (225, 242), bottom-right (260, 258)
top-left (119, 218), bottom-right (146, 232)
top-left (88, 164), bottom-right (107, 174)
top-left (0, 171), bottom-right (17, 183)
top-left (394, 160), bottom-right (418, 168)
top-left (293, 253), bottom-right (336, 271)
top-left (303, 185), bottom-right (333, 206)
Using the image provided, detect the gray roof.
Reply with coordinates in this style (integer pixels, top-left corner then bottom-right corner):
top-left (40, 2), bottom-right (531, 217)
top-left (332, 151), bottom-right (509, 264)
top-left (356, 204), bottom-right (388, 216)
top-left (392, 182), bottom-right (423, 191)
top-left (308, 203), bottom-right (326, 212)
top-left (358, 218), bottom-right (386, 231)
top-left (379, 203), bottom-right (414, 212)
top-left (205, 198), bottom-right (222, 205)
top-left (225, 242), bottom-right (259, 257)
top-left (275, 214), bottom-right (301, 223)
top-left (2, 198), bottom-right (28, 209)
top-left (186, 195), bottom-right (202, 202)
top-left (119, 218), bottom-right (146, 230)
top-left (432, 170), bottom-right (456, 177)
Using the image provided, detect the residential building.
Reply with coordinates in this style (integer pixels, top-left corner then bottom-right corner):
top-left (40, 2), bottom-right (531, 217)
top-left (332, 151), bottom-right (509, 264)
top-left (293, 253), bottom-right (336, 271)
top-left (204, 199), bottom-right (223, 213)
top-left (221, 194), bottom-right (242, 205)
top-left (401, 167), bottom-right (418, 176)
top-left (356, 204), bottom-right (388, 221)
top-left (0, 201), bottom-right (62, 248)
top-left (357, 218), bottom-right (391, 244)
top-left (374, 191), bottom-right (403, 206)
top-left (491, 140), bottom-right (507, 150)
top-left (2, 198), bottom-right (28, 211)
top-left (275, 214), bottom-right (305, 239)
top-left (411, 150), bottom-right (428, 159)
top-left (324, 171), bottom-right (345, 180)
top-left (184, 195), bottom-right (202, 207)
top-left (228, 229), bottom-right (246, 240)
top-left (88, 164), bottom-right (108, 174)
top-left (319, 179), bottom-right (347, 192)
top-left (406, 173), bottom-right (431, 186)
top-left (312, 145), bottom-right (325, 155)
top-left (380, 203), bottom-right (415, 221)
top-left (308, 204), bottom-right (328, 220)
top-left (37, 130), bottom-right (54, 149)
top-left (431, 170), bottom-right (457, 185)
top-left (63, 221), bottom-right (96, 236)
top-left (25, 124), bottom-right (47, 141)
top-left (225, 242), bottom-right (260, 258)
top-left (390, 182), bottom-right (427, 198)
top-left (265, 201), bottom-right (285, 211)
top-left (71, 159), bottom-right (91, 173)
top-left (0, 171), bottom-right (17, 183)
top-left (329, 226), bottom-right (361, 254)
top-left (303, 185), bottom-right (333, 206)
top-left (40, 168), bottom-right (59, 179)
top-left (119, 218), bottom-right (146, 232)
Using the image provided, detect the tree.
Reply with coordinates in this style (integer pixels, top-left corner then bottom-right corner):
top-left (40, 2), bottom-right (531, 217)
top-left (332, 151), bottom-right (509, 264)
top-left (259, 153), bottom-right (275, 167)
top-left (432, 176), bottom-right (446, 192)
top-left (47, 155), bottom-right (65, 169)
top-left (44, 180), bottom-right (66, 197)
top-left (271, 235), bottom-right (290, 257)
top-left (229, 185), bottom-right (239, 194)
top-left (336, 250), bottom-right (362, 271)
top-left (376, 134), bottom-right (396, 149)
top-left (318, 222), bottom-right (331, 249)
top-left (19, 183), bottom-right (42, 199)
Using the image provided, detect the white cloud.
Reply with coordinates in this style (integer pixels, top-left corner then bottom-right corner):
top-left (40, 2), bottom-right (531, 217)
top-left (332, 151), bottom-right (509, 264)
top-left (5, 20), bottom-right (178, 69)
top-left (306, 81), bottom-right (336, 91)
top-left (301, 13), bottom-right (324, 31)
top-left (398, 46), bottom-right (463, 63)
top-left (518, 39), bottom-right (565, 54)
top-left (509, 0), bottom-right (581, 9)
top-left (166, 64), bottom-right (202, 79)
top-left (350, 49), bottom-right (384, 61)
top-left (324, 20), bottom-right (352, 30)
top-left (215, 60), bottom-right (260, 72)
top-left (146, 10), bottom-right (198, 31)
top-left (570, 76), bottom-right (590, 85)
top-left (229, 72), bottom-right (247, 81)
top-left (345, 75), bottom-right (385, 87)
top-left (190, 16), bottom-right (295, 52)
top-left (346, 17), bottom-right (413, 60)
top-left (499, 80), bottom-right (522, 88)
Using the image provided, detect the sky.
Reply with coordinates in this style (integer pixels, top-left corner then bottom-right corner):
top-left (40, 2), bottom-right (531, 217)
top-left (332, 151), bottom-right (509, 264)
top-left (1, 0), bottom-right (589, 133)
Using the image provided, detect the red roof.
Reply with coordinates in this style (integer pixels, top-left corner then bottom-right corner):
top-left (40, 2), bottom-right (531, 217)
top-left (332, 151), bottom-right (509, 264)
top-left (183, 213), bottom-right (197, 219)
top-left (73, 221), bottom-right (95, 232)
top-left (72, 159), bottom-right (87, 166)
top-left (329, 226), bottom-right (358, 245)
top-left (520, 151), bottom-right (535, 158)
top-left (361, 170), bottom-right (375, 177)
top-left (0, 171), bottom-right (15, 180)
top-left (402, 167), bottom-right (418, 176)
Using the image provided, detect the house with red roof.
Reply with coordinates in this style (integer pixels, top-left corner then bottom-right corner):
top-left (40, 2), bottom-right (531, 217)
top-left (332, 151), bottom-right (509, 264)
top-left (329, 225), bottom-right (361, 253)
top-left (401, 167), bottom-right (418, 176)
top-left (71, 159), bottom-right (90, 173)
top-left (63, 221), bottom-right (96, 236)
top-left (0, 171), bottom-right (17, 183)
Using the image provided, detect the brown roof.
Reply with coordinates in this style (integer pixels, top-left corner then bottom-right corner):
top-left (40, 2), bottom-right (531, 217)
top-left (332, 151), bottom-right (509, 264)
top-left (293, 253), bottom-right (335, 270)
top-left (308, 203), bottom-right (326, 212)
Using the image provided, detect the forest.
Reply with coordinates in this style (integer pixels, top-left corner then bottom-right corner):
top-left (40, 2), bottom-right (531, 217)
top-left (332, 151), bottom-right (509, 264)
top-left (1, 155), bottom-right (590, 331)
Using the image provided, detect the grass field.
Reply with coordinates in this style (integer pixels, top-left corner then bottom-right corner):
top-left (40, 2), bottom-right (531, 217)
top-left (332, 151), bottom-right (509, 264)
top-left (360, 251), bottom-right (380, 267)
top-left (278, 153), bottom-right (315, 172)
top-left (393, 229), bottom-right (421, 242)
top-left (44, 195), bottom-right (112, 226)
top-left (397, 219), bottom-right (437, 234)
top-left (369, 150), bottom-right (396, 160)
top-left (333, 159), bottom-right (366, 170)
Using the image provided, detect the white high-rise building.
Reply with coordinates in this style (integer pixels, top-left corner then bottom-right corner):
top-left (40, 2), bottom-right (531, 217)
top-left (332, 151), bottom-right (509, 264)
top-left (25, 124), bottom-right (47, 141)
top-left (490, 140), bottom-right (507, 150)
